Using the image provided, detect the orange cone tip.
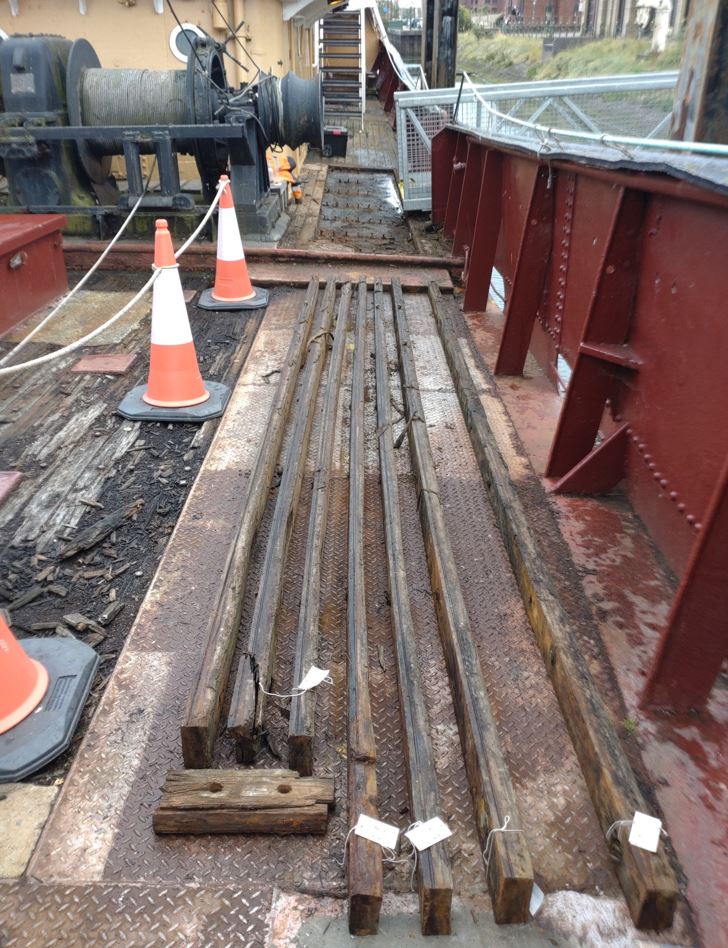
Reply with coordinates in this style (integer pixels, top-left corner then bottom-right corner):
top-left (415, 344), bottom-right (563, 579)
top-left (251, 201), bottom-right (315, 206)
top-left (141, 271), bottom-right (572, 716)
top-left (142, 219), bottom-right (210, 408)
top-left (0, 612), bottom-right (48, 735)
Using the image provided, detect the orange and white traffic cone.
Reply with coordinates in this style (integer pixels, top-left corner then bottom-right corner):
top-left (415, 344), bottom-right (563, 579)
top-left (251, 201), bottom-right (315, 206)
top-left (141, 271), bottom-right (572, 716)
top-left (0, 612), bottom-right (48, 736)
top-left (198, 175), bottom-right (269, 311)
top-left (118, 220), bottom-right (230, 423)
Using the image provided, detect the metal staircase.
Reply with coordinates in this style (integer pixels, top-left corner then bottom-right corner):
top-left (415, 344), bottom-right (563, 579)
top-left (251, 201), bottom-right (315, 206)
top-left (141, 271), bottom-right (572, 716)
top-left (319, 10), bottom-right (365, 129)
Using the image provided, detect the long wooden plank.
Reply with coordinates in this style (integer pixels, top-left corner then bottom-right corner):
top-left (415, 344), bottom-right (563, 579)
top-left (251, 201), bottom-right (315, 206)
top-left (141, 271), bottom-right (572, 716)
top-left (347, 277), bottom-right (383, 936)
top-left (288, 282), bottom-right (352, 777)
top-left (181, 278), bottom-right (320, 768)
top-left (372, 279), bottom-right (453, 935)
top-left (228, 280), bottom-right (337, 762)
top-left (391, 278), bottom-right (533, 924)
top-left (153, 769), bottom-right (335, 835)
top-left (427, 280), bottom-right (679, 931)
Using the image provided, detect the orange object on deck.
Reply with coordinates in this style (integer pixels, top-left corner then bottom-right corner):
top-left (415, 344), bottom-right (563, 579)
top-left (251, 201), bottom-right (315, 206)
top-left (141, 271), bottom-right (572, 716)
top-left (0, 612), bottom-right (48, 735)
top-left (142, 220), bottom-right (210, 409)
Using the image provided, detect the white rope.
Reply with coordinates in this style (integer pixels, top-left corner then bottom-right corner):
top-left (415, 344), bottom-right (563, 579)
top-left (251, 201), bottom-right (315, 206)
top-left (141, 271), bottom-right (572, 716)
top-left (481, 815), bottom-right (524, 872)
top-left (0, 180), bottom-right (226, 378)
top-left (0, 159), bottom-right (158, 368)
top-left (605, 819), bottom-right (668, 842)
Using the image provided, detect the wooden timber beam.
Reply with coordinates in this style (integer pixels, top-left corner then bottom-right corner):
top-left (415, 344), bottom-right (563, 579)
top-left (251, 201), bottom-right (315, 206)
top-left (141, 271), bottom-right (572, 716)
top-left (153, 769), bottom-right (335, 835)
top-left (228, 280), bottom-right (337, 762)
top-left (391, 278), bottom-right (533, 924)
top-left (288, 283), bottom-right (352, 777)
top-left (427, 281), bottom-right (679, 931)
top-left (347, 278), bottom-right (383, 936)
top-left (181, 278), bottom-right (320, 768)
top-left (373, 279), bottom-right (453, 935)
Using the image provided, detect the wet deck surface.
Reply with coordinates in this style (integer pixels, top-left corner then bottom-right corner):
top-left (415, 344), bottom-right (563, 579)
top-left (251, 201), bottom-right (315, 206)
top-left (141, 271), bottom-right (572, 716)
top-left (0, 96), bottom-right (710, 947)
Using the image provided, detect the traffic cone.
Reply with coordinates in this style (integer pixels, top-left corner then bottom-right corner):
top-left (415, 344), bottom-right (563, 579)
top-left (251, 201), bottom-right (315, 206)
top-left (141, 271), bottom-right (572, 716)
top-left (0, 612), bottom-right (48, 735)
top-left (198, 175), bottom-right (269, 311)
top-left (117, 220), bottom-right (231, 423)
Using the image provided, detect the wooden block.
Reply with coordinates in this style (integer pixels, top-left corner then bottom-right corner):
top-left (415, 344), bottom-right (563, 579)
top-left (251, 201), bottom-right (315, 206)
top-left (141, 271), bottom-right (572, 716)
top-left (70, 353), bottom-right (137, 375)
top-left (153, 768), bottom-right (335, 835)
top-left (427, 281), bottom-right (679, 931)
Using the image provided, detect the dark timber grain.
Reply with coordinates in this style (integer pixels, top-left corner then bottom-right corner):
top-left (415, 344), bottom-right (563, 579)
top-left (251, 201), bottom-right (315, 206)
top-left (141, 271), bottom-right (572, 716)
top-left (288, 282), bottom-right (352, 776)
top-left (347, 278), bottom-right (383, 936)
top-left (373, 279), bottom-right (453, 935)
top-left (228, 280), bottom-right (336, 762)
top-left (427, 281), bottom-right (679, 931)
top-left (391, 278), bottom-right (533, 924)
top-left (181, 278), bottom-right (320, 768)
top-left (153, 768), bottom-right (335, 835)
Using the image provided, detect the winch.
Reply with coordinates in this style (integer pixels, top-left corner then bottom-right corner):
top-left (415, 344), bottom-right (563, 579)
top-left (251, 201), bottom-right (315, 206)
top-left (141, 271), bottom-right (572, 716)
top-left (0, 33), bottom-right (323, 235)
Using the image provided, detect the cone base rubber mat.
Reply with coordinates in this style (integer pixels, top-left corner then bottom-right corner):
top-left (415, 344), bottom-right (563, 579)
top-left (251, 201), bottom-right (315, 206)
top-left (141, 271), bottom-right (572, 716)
top-left (117, 380), bottom-right (231, 423)
top-left (0, 636), bottom-right (99, 782)
top-left (197, 286), bottom-right (269, 311)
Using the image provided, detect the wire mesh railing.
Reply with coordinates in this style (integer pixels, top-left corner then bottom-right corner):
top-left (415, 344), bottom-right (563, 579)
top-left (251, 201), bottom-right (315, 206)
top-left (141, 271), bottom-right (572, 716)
top-left (395, 70), bottom-right (678, 210)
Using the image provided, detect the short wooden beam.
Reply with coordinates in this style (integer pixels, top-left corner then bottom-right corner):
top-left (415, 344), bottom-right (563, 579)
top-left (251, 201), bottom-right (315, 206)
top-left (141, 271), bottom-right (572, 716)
top-left (153, 769), bottom-right (335, 835)
top-left (180, 278), bottom-right (320, 768)
top-left (428, 281), bottom-right (679, 931)
top-left (373, 279), bottom-right (453, 935)
top-left (288, 282), bottom-right (352, 776)
top-left (228, 280), bottom-right (337, 762)
top-left (347, 278), bottom-right (383, 936)
top-left (391, 278), bottom-right (533, 924)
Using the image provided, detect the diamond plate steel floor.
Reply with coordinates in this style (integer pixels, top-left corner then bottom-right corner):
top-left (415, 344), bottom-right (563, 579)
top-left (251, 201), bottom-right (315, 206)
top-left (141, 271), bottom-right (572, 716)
top-left (2, 283), bottom-right (650, 945)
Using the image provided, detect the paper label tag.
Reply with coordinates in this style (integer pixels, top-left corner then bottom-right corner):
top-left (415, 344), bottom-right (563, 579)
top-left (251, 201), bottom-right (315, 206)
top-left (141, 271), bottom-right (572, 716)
top-left (529, 883), bottom-right (545, 916)
top-left (628, 811), bottom-right (662, 853)
top-left (404, 817), bottom-right (452, 852)
top-left (297, 666), bottom-right (330, 691)
top-left (354, 814), bottom-right (400, 850)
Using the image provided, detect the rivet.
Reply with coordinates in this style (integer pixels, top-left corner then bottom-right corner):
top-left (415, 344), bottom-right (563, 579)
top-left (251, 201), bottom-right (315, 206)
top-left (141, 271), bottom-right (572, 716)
top-left (669, 491), bottom-right (678, 501)
top-left (677, 503), bottom-right (686, 513)
top-left (648, 462), bottom-right (656, 471)
top-left (694, 522), bottom-right (702, 531)
top-left (653, 471), bottom-right (662, 481)
top-left (614, 413), bottom-right (623, 422)
top-left (660, 478), bottom-right (668, 488)
top-left (636, 443), bottom-right (643, 451)
top-left (626, 426), bottom-right (633, 436)
top-left (686, 514), bottom-right (695, 525)
top-left (606, 264), bottom-right (616, 275)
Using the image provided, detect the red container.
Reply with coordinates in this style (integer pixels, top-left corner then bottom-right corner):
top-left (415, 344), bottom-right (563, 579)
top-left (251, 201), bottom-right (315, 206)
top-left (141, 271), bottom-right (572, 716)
top-left (0, 214), bottom-right (67, 337)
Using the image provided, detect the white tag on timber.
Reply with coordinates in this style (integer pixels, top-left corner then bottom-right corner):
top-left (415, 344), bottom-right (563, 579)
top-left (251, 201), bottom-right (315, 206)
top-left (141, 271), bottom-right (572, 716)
top-left (529, 883), bottom-right (545, 917)
top-left (404, 817), bottom-right (452, 852)
top-left (628, 811), bottom-right (662, 853)
top-left (297, 666), bottom-right (330, 691)
top-left (354, 814), bottom-right (400, 850)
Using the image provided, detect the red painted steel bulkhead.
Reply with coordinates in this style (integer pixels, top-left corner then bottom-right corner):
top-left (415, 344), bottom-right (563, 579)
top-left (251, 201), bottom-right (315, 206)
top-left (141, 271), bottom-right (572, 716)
top-left (431, 126), bottom-right (728, 710)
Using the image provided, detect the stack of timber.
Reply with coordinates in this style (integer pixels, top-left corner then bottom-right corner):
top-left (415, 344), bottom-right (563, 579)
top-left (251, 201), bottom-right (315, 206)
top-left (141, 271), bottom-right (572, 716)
top-left (228, 281), bottom-right (337, 760)
top-left (391, 277), bottom-right (534, 922)
top-left (153, 769), bottom-right (335, 835)
top-left (181, 278), bottom-right (321, 768)
top-left (373, 279), bottom-right (453, 935)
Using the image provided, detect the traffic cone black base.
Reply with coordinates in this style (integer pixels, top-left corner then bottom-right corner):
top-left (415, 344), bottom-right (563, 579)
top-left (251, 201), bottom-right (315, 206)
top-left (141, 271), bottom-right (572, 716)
top-left (0, 636), bottom-right (98, 782)
top-left (197, 285), bottom-right (269, 312)
top-left (118, 380), bottom-right (231, 423)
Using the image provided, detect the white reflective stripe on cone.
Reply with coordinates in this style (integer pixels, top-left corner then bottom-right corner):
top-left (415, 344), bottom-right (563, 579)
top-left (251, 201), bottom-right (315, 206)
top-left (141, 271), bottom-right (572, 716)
top-left (217, 205), bottom-right (245, 262)
top-left (150, 268), bottom-right (194, 347)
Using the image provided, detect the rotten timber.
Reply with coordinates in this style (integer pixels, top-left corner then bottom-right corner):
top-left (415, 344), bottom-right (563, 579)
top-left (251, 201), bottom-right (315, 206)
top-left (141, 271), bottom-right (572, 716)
top-left (153, 769), bottom-right (335, 835)
top-left (347, 278), bottom-right (383, 936)
top-left (373, 279), bottom-right (453, 935)
top-left (391, 278), bottom-right (534, 924)
top-left (181, 278), bottom-right (320, 768)
top-left (228, 280), bottom-right (336, 762)
top-left (427, 280), bottom-right (679, 931)
top-left (288, 282), bottom-right (352, 776)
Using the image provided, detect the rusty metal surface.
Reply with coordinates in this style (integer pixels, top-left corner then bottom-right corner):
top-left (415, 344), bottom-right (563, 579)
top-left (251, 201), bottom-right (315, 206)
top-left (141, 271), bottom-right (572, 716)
top-left (316, 170), bottom-right (413, 254)
top-left (4, 282), bottom-right (636, 945)
top-left (0, 881), bottom-right (272, 947)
